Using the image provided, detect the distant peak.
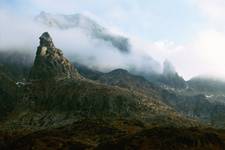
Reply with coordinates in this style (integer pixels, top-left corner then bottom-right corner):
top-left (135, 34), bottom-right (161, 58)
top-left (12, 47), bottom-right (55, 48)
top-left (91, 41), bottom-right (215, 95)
top-left (163, 59), bottom-right (176, 75)
top-left (110, 69), bottom-right (129, 74)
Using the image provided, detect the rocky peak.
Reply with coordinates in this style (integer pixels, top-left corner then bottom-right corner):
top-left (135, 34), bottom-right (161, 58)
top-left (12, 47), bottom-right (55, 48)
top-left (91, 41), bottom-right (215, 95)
top-left (159, 59), bottom-right (186, 89)
top-left (29, 32), bottom-right (80, 80)
top-left (39, 32), bottom-right (54, 47)
top-left (163, 59), bottom-right (176, 75)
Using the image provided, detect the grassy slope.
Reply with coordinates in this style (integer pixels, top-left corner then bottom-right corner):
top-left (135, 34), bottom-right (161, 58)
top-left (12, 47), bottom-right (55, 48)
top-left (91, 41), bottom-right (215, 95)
top-left (1, 78), bottom-right (199, 131)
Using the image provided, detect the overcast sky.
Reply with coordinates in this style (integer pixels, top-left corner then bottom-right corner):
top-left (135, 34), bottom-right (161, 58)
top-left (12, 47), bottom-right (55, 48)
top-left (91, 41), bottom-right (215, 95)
top-left (1, 0), bottom-right (225, 79)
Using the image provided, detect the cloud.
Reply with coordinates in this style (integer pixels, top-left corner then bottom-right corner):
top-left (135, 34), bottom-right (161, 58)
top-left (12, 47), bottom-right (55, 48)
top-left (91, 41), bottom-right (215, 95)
top-left (195, 0), bottom-right (225, 20)
top-left (191, 29), bottom-right (225, 77)
top-left (0, 9), bottom-right (162, 76)
top-left (182, 0), bottom-right (225, 78)
top-left (193, 0), bottom-right (225, 28)
top-left (0, 7), bottom-right (207, 80)
top-left (0, 9), bottom-right (40, 52)
top-left (3, 1), bottom-right (225, 80)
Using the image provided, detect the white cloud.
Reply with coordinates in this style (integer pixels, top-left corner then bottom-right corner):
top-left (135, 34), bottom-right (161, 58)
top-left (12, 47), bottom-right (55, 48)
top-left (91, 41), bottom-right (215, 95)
top-left (195, 0), bottom-right (225, 19)
top-left (193, 0), bottom-right (225, 27)
top-left (0, 9), bottom-right (162, 76)
top-left (3, 1), bottom-right (225, 80)
top-left (192, 29), bottom-right (225, 77)
top-left (30, 0), bottom-right (78, 14)
top-left (183, 1), bottom-right (225, 75)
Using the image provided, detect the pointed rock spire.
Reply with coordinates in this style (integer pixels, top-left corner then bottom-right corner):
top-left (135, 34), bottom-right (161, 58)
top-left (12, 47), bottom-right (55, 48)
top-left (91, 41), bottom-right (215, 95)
top-left (39, 32), bottom-right (54, 48)
top-left (29, 32), bottom-right (80, 80)
top-left (163, 59), bottom-right (176, 75)
top-left (161, 59), bottom-right (186, 89)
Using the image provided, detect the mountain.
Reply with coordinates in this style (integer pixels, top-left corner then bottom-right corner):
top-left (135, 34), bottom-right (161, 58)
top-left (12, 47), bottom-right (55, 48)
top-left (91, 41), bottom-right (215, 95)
top-left (93, 67), bottom-right (225, 128)
top-left (163, 59), bottom-right (177, 75)
top-left (29, 32), bottom-right (81, 80)
top-left (182, 76), bottom-right (225, 107)
top-left (35, 11), bottom-right (130, 53)
top-left (147, 60), bottom-right (186, 89)
top-left (159, 90), bottom-right (225, 128)
top-left (1, 40), bottom-right (225, 128)
top-left (187, 76), bottom-right (225, 95)
top-left (97, 69), bottom-right (159, 99)
top-left (0, 32), bottom-right (199, 131)
top-left (74, 62), bottom-right (104, 80)
top-left (3, 32), bottom-right (225, 149)
top-left (160, 60), bottom-right (186, 89)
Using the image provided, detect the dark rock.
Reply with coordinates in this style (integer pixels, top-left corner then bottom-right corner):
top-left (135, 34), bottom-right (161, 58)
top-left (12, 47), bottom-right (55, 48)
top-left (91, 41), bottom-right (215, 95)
top-left (29, 32), bottom-right (81, 80)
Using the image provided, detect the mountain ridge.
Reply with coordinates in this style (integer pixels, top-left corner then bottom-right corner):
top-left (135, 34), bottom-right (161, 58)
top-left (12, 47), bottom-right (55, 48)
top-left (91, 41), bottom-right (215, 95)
top-left (2, 32), bottom-right (225, 149)
top-left (0, 32), bottom-right (200, 131)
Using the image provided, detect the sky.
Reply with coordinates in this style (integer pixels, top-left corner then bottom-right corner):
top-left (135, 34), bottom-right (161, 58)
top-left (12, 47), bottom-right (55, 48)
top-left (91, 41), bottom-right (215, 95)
top-left (1, 0), bottom-right (225, 79)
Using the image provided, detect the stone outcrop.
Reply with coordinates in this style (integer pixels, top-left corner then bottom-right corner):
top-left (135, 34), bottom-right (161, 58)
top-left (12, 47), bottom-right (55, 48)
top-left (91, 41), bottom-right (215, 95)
top-left (29, 32), bottom-right (80, 80)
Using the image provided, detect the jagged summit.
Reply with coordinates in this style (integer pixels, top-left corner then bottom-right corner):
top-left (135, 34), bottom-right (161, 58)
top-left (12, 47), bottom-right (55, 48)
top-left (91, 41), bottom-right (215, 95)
top-left (163, 59), bottom-right (176, 75)
top-left (154, 59), bottom-right (187, 89)
top-left (29, 32), bottom-right (80, 80)
top-left (39, 32), bottom-right (54, 47)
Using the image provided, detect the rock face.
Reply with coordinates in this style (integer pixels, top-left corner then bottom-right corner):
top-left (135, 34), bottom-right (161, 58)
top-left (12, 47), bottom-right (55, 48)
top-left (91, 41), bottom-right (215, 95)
top-left (159, 60), bottom-right (186, 89)
top-left (29, 32), bottom-right (80, 80)
top-left (163, 59), bottom-right (176, 75)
